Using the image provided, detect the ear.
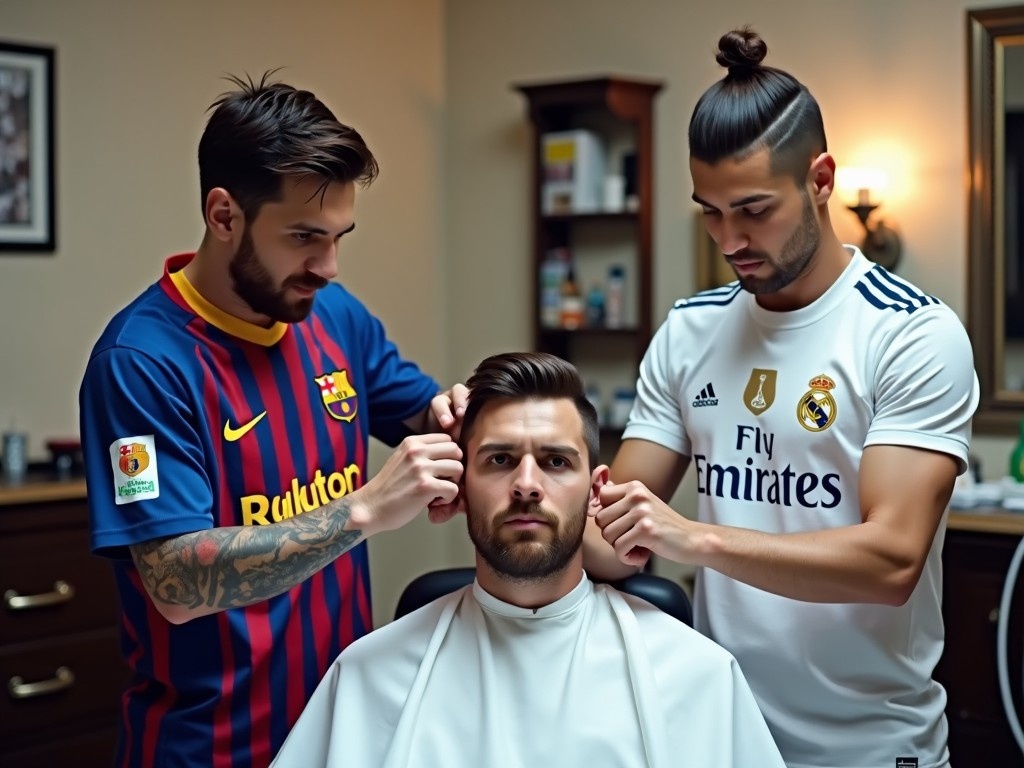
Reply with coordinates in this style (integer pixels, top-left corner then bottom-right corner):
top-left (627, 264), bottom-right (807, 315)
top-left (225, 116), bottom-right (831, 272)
top-left (807, 152), bottom-right (836, 206)
top-left (588, 464), bottom-right (610, 511)
top-left (204, 187), bottom-right (244, 243)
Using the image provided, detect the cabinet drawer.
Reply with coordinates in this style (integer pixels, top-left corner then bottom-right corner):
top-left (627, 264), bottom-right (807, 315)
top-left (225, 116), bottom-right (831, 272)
top-left (940, 563), bottom-right (1018, 721)
top-left (938, 529), bottom-right (1024, 764)
top-left (0, 521), bottom-right (119, 644)
top-left (0, 628), bottom-right (127, 747)
top-left (947, 719), bottom-right (1024, 767)
top-left (0, 725), bottom-right (117, 767)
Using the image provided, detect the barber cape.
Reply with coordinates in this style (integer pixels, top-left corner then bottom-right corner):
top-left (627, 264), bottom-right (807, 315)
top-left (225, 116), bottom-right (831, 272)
top-left (271, 574), bottom-right (784, 768)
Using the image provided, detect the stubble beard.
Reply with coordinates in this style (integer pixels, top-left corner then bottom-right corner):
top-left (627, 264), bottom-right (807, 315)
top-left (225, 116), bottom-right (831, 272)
top-left (229, 228), bottom-right (327, 323)
top-left (468, 500), bottom-right (588, 583)
top-left (734, 192), bottom-right (820, 296)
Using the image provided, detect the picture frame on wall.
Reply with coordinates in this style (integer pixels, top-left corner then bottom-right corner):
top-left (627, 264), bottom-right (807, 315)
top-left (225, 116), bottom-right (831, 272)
top-left (0, 40), bottom-right (55, 253)
top-left (694, 209), bottom-right (734, 291)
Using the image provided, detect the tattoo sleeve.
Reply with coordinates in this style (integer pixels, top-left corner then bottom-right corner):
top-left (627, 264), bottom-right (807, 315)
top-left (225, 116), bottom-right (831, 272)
top-left (129, 498), bottom-right (363, 615)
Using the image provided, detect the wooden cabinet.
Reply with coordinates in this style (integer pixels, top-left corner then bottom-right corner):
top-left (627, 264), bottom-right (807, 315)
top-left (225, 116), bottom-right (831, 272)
top-left (514, 76), bottom-right (662, 457)
top-left (0, 480), bottom-right (127, 766)
top-left (936, 514), bottom-right (1024, 765)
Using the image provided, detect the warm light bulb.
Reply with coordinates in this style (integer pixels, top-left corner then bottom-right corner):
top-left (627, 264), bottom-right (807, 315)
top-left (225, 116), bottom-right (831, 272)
top-left (835, 167), bottom-right (888, 207)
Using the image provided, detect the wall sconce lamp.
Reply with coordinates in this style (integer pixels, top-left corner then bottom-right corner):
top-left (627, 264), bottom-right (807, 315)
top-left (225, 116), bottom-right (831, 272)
top-left (834, 167), bottom-right (902, 271)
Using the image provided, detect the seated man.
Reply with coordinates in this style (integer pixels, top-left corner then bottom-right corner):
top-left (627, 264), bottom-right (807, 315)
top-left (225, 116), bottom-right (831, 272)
top-left (272, 352), bottom-right (784, 768)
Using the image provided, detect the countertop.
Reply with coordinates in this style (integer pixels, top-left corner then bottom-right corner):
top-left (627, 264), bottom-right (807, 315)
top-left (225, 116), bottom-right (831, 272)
top-left (0, 475), bottom-right (87, 506)
top-left (948, 508), bottom-right (1024, 537)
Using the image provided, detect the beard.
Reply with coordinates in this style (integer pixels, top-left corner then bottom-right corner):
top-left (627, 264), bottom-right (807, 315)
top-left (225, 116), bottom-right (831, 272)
top-left (229, 228), bottom-right (328, 323)
top-left (730, 192), bottom-right (820, 295)
top-left (468, 499), bottom-right (588, 583)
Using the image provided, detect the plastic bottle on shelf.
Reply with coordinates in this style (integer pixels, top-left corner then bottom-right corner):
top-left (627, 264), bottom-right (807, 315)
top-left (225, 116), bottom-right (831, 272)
top-left (608, 388), bottom-right (636, 429)
top-left (1011, 418), bottom-right (1024, 483)
top-left (585, 282), bottom-right (606, 327)
top-left (559, 266), bottom-right (584, 330)
top-left (539, 248), bottom-right (570, 328)
top-left (605, 265), bottom-right (626, 328)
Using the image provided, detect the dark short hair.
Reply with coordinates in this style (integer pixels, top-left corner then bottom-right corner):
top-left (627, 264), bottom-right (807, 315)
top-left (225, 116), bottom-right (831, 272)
top-left (462, 352), bottom-right (600, 470)
top-left (198, 71), bottom-right (379, 221)
top-left (689, 28), bottom-right (826, 181)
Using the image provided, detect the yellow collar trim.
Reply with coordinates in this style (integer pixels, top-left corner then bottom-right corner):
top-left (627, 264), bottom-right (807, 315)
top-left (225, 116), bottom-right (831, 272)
top-left (169, 268), bottom-right (288, 347)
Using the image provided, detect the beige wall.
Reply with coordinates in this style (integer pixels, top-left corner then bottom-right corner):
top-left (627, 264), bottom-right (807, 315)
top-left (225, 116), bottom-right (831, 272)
top-left (0, 0), bottom-right (468, 627)
top-left (1, 0), bottom-right (1016, 623)
top-left (443, 0), bottom-right (1017, 498)
top-left (0, 0), bottom-right (449, 449)
top-left (442, 0), bottom-right (1008, 354)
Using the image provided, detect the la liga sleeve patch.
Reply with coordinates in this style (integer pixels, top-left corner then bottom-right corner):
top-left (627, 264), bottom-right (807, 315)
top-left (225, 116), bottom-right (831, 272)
top-left (109, 435), bottom-right (160, 505)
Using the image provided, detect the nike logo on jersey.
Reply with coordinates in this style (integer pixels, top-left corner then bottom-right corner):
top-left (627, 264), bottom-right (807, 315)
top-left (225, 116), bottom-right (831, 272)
top-left (224, 411), bottom-right (267, 441)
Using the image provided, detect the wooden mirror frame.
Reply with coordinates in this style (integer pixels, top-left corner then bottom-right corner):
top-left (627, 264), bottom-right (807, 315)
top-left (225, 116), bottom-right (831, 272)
top-left (967, 5), bottom-right (1024, 434)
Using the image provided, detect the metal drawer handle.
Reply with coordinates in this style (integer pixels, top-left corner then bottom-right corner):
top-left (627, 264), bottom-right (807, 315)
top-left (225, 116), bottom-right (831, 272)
top-left (7, 666), bottom-right (75, 699)
top-left (3, 580), bottom-right (75, 610)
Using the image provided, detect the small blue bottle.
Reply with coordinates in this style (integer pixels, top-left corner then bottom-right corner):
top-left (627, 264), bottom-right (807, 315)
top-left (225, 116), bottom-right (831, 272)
top-left (585, 282), bottom-right (606, 327)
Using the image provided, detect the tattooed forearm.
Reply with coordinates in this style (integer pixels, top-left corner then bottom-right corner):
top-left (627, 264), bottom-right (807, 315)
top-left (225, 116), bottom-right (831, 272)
top-left (130, 498), bottom-right (363, 617)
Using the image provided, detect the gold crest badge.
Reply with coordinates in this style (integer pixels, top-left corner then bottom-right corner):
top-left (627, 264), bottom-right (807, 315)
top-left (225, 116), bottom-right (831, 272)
top-left (797, 374), bottom-right (838, 432)
top-left (744, 369), bottom-right (777, 415)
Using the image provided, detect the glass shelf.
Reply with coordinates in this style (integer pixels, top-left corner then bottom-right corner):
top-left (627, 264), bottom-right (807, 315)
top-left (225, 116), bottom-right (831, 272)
top-left (538, 326), bottom-right (639, 337)
top-left (599, 425), bottom-right (625, 440)
top-left (540, 211), bottom-right (639, 224)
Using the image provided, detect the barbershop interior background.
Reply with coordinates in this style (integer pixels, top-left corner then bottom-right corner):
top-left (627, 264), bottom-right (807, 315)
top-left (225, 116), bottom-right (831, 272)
top-left (0, 0), bottom-right (1014, 626)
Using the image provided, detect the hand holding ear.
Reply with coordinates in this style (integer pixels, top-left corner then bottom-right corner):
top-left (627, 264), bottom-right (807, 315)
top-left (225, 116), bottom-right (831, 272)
top-left (427, 490), bottom-right (465, 524)
top-left (347, 434), bottom-right (463, 537)
top-left (594, 480), bottom-right (691, 567)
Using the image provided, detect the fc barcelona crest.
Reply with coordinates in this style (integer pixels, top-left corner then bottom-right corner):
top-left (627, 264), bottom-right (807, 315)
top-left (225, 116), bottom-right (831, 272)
top-left (315, 370), bottom-right (359, 422)
top-left (797, 374), bottom-right (838, 432)
top-left (743, 368), bottom-right (776, 415)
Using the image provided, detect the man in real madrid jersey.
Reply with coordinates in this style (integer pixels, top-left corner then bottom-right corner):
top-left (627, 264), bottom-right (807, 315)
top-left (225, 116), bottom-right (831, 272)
top-left (79, 73), bottom-right (466, 768)
top-left (583, 28), bottom-right (979, 768)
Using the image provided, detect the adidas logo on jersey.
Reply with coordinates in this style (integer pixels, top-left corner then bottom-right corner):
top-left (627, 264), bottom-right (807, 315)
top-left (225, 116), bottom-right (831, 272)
top-left (692, 382), bottom-right (719, 407)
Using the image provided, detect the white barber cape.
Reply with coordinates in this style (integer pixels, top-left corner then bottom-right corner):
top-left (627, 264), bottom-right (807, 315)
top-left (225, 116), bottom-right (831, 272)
top-left (271, 574), bottom-right (784, 768)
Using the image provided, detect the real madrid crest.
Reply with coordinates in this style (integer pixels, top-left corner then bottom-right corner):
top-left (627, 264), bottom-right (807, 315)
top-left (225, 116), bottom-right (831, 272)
top-left (796, 374), bottom-right (837, 432)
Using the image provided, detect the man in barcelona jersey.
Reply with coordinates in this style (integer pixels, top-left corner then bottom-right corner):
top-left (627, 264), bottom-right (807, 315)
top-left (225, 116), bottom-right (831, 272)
top-left (79, 73), bottom-right (466, 768)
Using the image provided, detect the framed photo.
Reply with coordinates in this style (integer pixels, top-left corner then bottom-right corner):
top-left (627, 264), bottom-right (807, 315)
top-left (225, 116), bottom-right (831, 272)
top-left (694, 210), bottom-right (734, 291)
top-left (0, 41), bottom-right (55, 252)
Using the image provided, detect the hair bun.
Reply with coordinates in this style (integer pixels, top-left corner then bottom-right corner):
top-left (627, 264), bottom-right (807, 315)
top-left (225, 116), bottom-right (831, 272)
top-left (715, 28), bottom-right (768, 76)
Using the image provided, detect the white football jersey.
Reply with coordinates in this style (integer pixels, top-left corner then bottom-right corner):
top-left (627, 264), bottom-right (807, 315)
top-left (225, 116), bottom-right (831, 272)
top-left (623, 247), bottom-right (979, 768)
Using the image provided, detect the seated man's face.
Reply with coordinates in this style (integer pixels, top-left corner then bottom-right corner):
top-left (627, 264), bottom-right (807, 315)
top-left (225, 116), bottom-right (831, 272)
top-left (462, 397), bottom-right (602, 581)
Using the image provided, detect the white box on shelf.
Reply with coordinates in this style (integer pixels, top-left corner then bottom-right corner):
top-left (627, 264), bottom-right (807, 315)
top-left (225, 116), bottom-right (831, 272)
top-left (541, 130), bottom-right (605, 215)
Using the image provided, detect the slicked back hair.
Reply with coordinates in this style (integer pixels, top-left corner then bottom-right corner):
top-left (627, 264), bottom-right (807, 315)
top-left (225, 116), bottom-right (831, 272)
top-left (462, 352), bottom-right (600, 471)
top-left (198, 71), bottom-right (379, 221)
top-left (689, 28), bottom-right (826, 182)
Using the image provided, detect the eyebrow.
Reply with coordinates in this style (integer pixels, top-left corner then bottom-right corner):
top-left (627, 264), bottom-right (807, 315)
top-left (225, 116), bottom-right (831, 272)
top-left (286, 222), bottom-right (356, 237)
top-left (692, 193), bottom-right (773, 209)
top-left (476, 442), bottom-right (581, 457)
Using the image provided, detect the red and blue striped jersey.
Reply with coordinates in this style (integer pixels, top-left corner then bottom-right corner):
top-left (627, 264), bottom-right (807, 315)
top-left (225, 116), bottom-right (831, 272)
top-left (79, 254), bottom-right (439, 768)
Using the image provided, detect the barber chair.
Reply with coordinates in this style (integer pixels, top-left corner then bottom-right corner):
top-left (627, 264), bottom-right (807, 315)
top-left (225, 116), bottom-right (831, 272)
top-left (394, 568), bottom-right (693, 626)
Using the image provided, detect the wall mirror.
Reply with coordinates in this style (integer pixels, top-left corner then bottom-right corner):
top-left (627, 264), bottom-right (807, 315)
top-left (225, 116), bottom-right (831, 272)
top-left (968, 4), bottom-right (1024, 434)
